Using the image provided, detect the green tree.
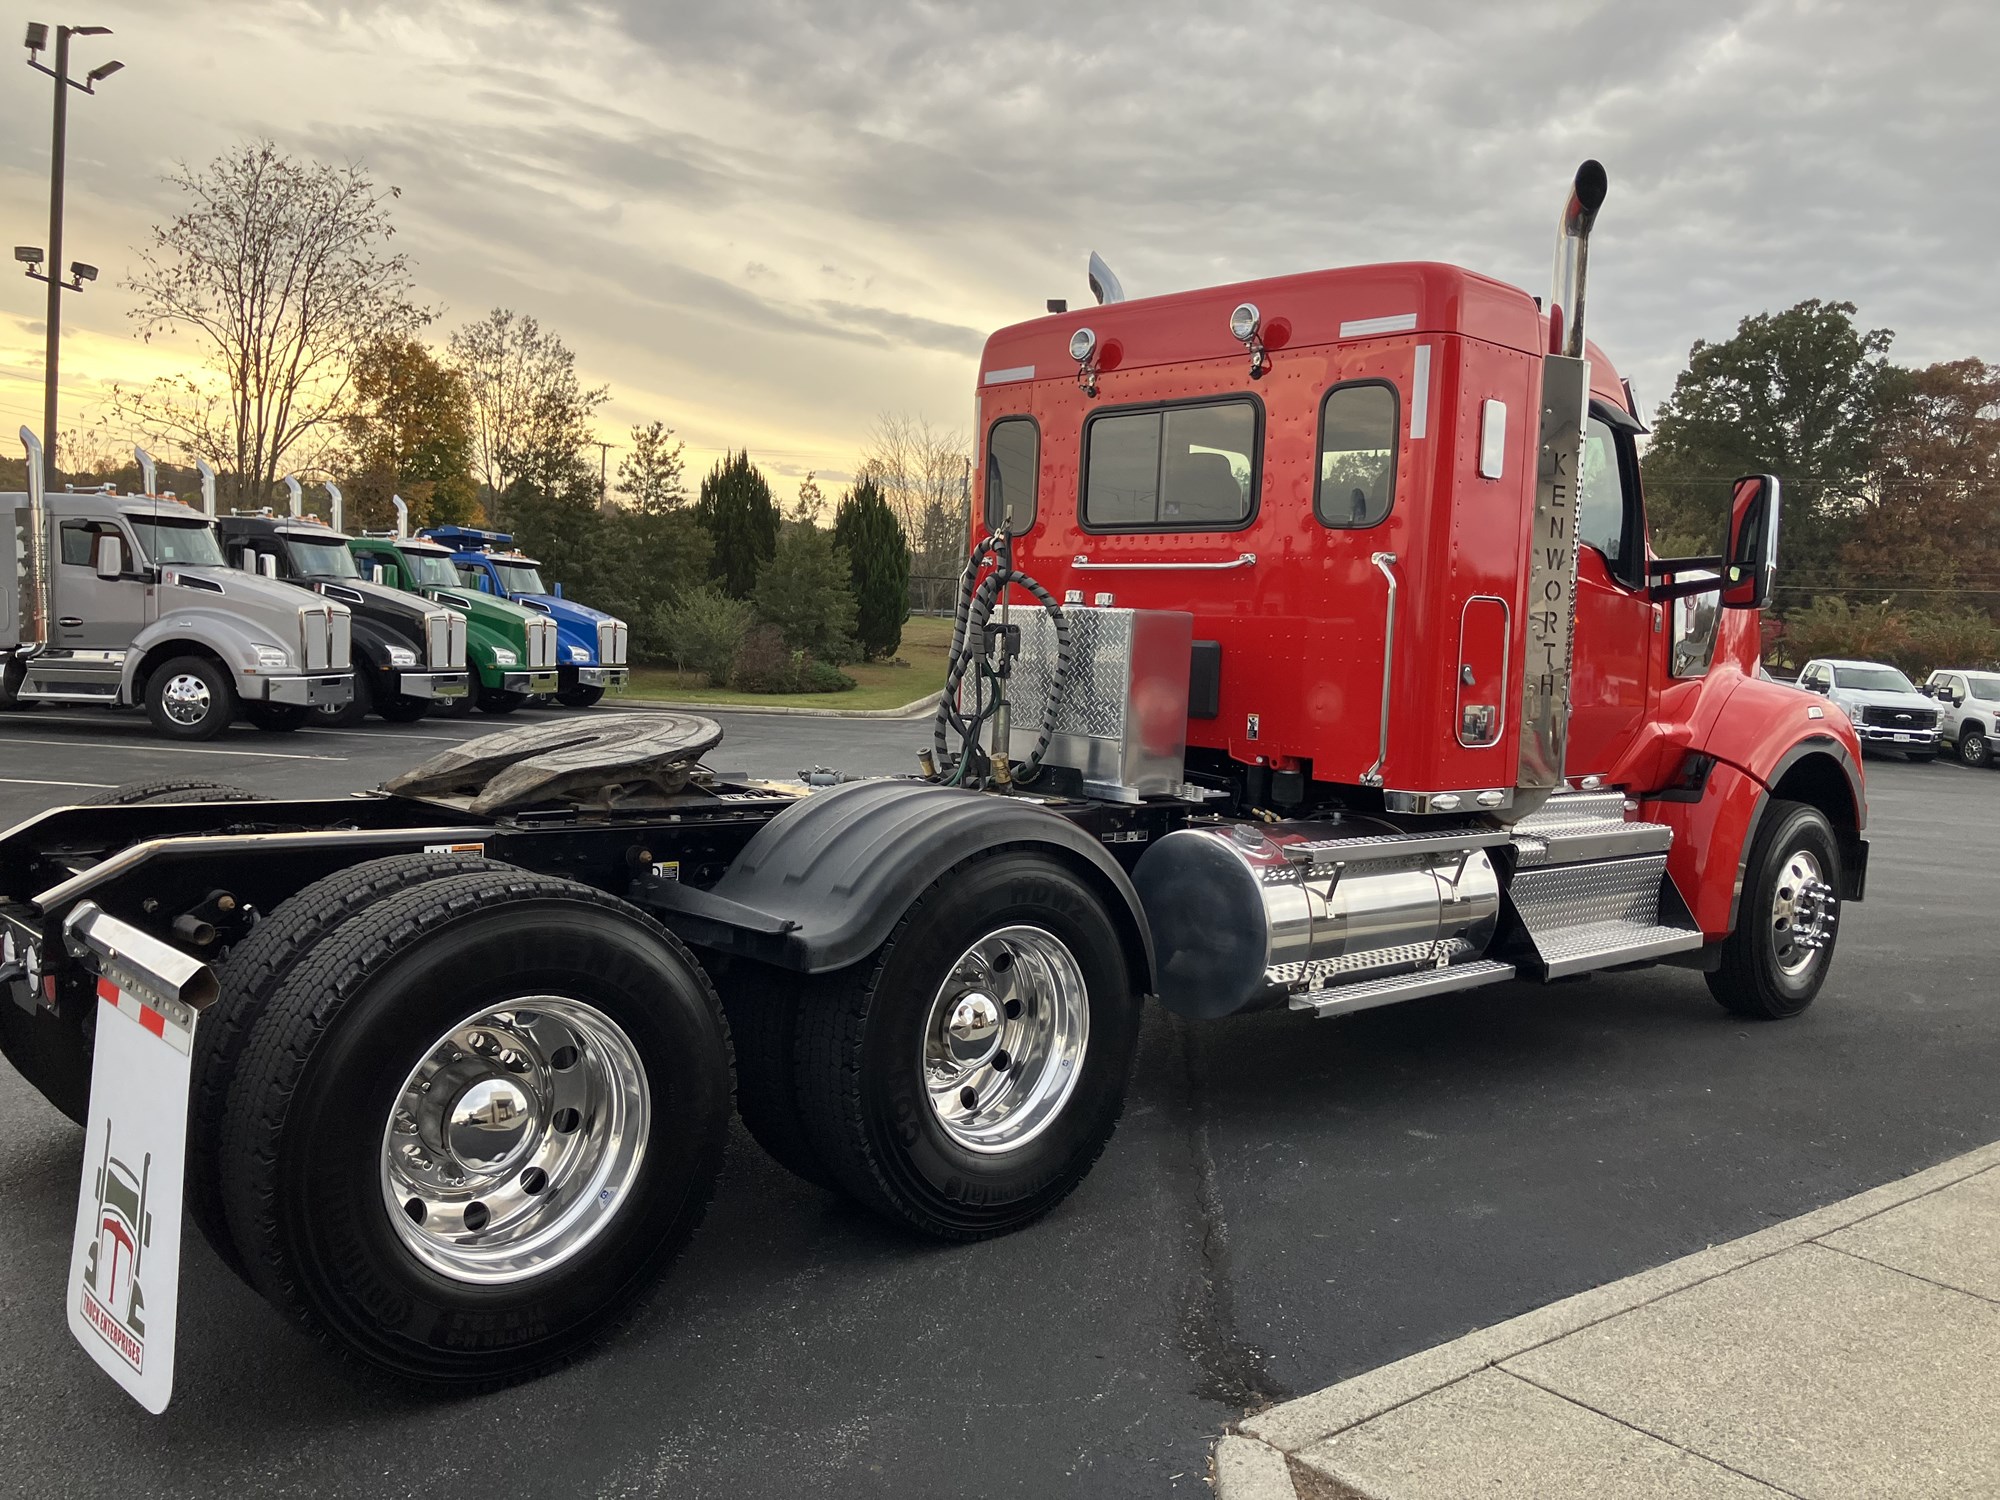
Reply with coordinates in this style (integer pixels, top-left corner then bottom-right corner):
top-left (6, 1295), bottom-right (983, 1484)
top-left (339, 337), bottom-right (479, 529)
top-left (617, 420), bottom-right (687, 514)
top-left (752, 524), bottom-right (857, 663)
top-left (693, 450), bottom-right (780, 598)
top-left (832, 477), bottom-right (911, 659)
top-left (448, 308), bottom-right (607, 518)
top-left (1643, 300), bottom-right (1897, 580)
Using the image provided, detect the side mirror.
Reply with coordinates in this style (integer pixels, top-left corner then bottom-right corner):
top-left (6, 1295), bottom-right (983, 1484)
top-left (93, 533), bottom-right (126, 580)
top-left (257, 553), bottom-right (279, 579)
top-left (553, 582), bottom-right (564, 599)
top-left (1722, 474), bottom-right (1780, 609)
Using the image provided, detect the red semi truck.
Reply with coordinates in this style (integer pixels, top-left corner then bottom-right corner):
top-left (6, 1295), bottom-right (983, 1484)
top-left (0, 162), bottom-right (1864, 1408)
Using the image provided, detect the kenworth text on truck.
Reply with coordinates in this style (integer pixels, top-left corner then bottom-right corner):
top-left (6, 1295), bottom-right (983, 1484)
top-left (0, 164), bottom-right (1869, 1411)
top-left (1, 444), bottom-right (353, 739)
top-left (422, 525), bottom-right (630, 708)
top-left (346, 531), bottom-right (560, 713)
top-left (217, 512), bottom-right (469, 725)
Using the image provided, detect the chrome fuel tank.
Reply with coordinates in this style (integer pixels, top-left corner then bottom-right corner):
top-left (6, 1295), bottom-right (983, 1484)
top-left (1133, 817), bottom-right (1501, 1019)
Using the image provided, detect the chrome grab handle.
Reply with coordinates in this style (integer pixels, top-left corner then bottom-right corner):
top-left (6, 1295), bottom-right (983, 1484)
top-left (1070, 552), bottom-right (1256, 571)
top-left (1361, 552), bottom-right (1399, 788)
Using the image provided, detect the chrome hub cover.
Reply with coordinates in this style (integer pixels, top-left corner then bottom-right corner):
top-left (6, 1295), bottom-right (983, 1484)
top-left (1771, 850), bottom-right (1836, 977)
top-left (161, 673), bottom-right (211, 726)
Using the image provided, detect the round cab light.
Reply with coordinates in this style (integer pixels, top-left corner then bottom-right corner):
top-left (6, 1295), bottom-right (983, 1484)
top-left (1230, 303), bottom-right (1261, 343)
top-left (1068, 327), bottom-right (1097, 363)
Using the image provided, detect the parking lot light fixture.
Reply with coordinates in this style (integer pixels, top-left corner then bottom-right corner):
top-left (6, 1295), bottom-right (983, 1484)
top-left (22, 21), bottom-right (122, 477)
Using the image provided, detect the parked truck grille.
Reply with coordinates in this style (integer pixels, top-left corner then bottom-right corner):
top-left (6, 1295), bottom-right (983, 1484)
top-left (527, 616), bottom-right (558, 669)
top-left (425, 610), bottom-right (466, 669)
top-left (596, 619), bottom-right (628, 666)
top-left (1858, 705), bottom-right (1937, 729)
top-left (330, 609), bottom-right (352, 670)
top-left (298, 605), bottom-right (340, 671)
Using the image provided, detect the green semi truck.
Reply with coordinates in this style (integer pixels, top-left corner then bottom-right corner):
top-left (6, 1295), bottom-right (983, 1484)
top-left (348, 534), bottom-right (558, 714)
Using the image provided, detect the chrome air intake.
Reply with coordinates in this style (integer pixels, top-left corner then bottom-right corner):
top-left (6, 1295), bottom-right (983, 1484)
top-left (1132, 819), bottom-right (1502, 1019)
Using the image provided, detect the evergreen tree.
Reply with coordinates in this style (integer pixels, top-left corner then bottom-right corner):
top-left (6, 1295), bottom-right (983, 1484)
top-left (616, 420), bottom-right (687, 514)
top-left (693, 450), bottom-right (780, 598)
top-left (751, 524), bottom-right (858, 663)
top-left (832, 477), bottom-right (911, 659)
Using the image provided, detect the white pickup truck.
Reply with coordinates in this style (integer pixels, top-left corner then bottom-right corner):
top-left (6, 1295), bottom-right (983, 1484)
top-left (1922, 668), bottom-right (2000, 769)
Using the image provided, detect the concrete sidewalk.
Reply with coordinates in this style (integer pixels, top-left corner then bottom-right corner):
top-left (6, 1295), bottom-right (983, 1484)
top-left (1216, 1140), bottom-right (2000, 1500)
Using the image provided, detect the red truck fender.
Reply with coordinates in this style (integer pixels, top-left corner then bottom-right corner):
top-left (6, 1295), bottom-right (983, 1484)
top-left (1638, 672), bottom-right (1866, 939)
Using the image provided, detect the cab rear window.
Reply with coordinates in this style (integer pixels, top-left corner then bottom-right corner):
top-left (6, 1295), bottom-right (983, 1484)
top-left (1082, 399), bottom-right (1258, 531)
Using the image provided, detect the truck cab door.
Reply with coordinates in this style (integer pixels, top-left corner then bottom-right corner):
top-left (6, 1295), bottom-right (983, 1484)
top-left (55, 520), bottom-right (150, 651)
top-left (1564, 411), bottom-right (1656, 781)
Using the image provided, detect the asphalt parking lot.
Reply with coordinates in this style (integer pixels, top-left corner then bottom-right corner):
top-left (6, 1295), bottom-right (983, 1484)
top-left (2, 710), bottom-right (1996, 1498)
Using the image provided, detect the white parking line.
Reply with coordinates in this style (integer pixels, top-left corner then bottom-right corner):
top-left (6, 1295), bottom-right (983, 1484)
top-left (0, 776), bottom-right (116, 789)
top-left (0, 736), bottom-right (344, 763)
top-left (6, 711), bottom-right (465, 744)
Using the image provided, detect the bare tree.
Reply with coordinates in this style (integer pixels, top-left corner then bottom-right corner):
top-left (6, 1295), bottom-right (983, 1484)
top-left (113, 141), bottom-right (424, 509)
top-left (448, 309), bottom-right (608, 514)
top-left (854, 412), bottom-right (969, 597)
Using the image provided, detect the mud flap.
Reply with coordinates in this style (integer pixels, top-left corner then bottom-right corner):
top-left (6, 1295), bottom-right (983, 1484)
top-left (67, 980), bottom-right (195, 1414)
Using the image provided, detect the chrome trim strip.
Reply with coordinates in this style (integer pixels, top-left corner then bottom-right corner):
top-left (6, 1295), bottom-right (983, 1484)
top-left (1410, 345), bottom-right (1431, 439)
top-left (1070, 553), bottom-right (1256, 572)
top-left (1339, 313), bottom-right (1418, 337)
top-left (983, 365), bottom-right (1035, 385)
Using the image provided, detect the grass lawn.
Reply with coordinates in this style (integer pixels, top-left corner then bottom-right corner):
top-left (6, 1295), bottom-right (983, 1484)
top-left (624, 614), bottom-right (954, 712)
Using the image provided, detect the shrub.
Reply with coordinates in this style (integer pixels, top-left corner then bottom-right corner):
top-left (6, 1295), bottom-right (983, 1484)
top-left (725, 623), bottom-right (856, 694)
top-left (656, 585), bottom-right (752, 681)
top-left (751, 525), bottom-right (858, 663)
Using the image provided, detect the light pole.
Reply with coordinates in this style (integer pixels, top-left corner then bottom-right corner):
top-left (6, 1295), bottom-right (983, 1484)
top-left (19, 21), bottom-right (123, 478)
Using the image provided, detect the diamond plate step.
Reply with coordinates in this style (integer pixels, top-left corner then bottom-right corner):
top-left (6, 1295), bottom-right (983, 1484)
top-left (1511, 792), bottom-right (1673, 867)
top-left (1288, 959), bottom-right (1517, 1018)
top-left (1281, 825), bottom-right (1512, 866)
top-left (1508, 853), bottom-right (1701, 978)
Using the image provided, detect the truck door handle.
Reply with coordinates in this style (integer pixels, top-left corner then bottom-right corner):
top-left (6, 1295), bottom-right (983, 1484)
top-left (58, 616), bottom-right (83, 628)
top-left (1070, 553), bottom-right (1257, 571)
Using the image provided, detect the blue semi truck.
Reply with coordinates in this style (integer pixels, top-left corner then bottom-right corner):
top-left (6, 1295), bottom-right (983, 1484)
top-left (420, 526), bottom-right (630, 707)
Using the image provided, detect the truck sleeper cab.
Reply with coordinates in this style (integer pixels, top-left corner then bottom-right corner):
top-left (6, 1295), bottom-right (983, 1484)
top-left (421, 525), bottom-right (630, 708)
top-left (218, 514), bottom-right (468, 725)
top-left (2, 488), bottom-right (353, 739)
top-left (347, 534), bottom-right (560, 714)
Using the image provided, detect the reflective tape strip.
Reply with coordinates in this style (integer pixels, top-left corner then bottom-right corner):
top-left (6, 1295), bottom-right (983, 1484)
top-left (1411, 345), bottom-right (1432, 440)
top-left (97, 978), bottom-right (190, 1056)
top-left (1340, 312), bottom-right (1418, 337)
top-left (983, 365), bottom-right (1035, 385)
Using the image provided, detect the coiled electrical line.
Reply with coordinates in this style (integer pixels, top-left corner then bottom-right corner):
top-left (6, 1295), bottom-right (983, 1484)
top-left (933, 530), bottom-right (1073, 788)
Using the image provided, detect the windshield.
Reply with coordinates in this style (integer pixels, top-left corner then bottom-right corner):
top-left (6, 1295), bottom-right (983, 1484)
top-left (1833, 665), bottom-right (1918, 694)
top-left (1965, 674), bottom-right (2000, 700)
top-left (494, 561), bottom-right (548, 595)
top-left (401, 548), bottom-right (461, 586)
top-left (128, 517), bottom-right (226, 568)
top-left (287, 535), bottom-right (360, 578)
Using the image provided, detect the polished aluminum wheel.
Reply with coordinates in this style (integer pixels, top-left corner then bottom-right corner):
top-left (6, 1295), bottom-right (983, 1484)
top-left (1770, 850), bottom-right (1836, 977)
top-left (161, 672), bottom-right (213, 727)
top-left (921, 925), bottom-right (1089, 1155)
top-left (380, 997), bottom-right (649, 1284)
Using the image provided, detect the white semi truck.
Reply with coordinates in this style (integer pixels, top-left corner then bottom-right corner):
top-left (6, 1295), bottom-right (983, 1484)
top-left (2, 435), bottom-right (353, 738)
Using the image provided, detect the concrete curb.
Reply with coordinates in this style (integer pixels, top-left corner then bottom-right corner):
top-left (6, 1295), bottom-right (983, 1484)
top-left (606, 693), bottom-right (939, 720)
top-left (1216, 1137), bottom-right (2000, 1497)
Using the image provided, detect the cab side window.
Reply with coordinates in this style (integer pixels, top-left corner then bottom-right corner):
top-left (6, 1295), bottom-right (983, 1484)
top-left (1577, 417), bottom-right (1626, 568)
top-left (58, 520), bottom-right (123, 567)
top-left (984, 417), bottom-right (1039, 536)
top-left (1315, 382), bottom-right (1399, 528)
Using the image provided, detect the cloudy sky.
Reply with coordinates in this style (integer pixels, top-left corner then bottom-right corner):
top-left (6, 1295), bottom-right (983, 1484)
top-left (2, 0), bottom-right (1996, 494)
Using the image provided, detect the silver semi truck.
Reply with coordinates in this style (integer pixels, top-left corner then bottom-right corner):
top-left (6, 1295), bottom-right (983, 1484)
top-left (3, 437), bottom-right (353, 740)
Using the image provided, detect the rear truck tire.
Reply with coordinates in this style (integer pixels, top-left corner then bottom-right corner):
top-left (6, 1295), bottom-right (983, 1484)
top-left (1708, 799), bottom-right (1842, 1022)
top-left (215, 868), bottom-right (732, 1385)
top-left (0, 781), bottom-right (265, 1128)
top-left (717, 965), bottom-right (839, 1192)
top-left (478, 687), bottom-right (526, 715)
top-left (191, 852), bottom-right (515, 1278)
top-left (1959, 728), bottom-right (1991, 768)
top-left (378, 692), bottom-right (432, 723)
top-left (244, 702), bottom-right (309, 732)
top-left (790, 849), bottom-right (1143, 1239)
top-left (557, 684), bottom-right (605, 709)
top-left (145, 654), bottom-right (236, 740)
top-left (313, 665), bottom-right (373, 728)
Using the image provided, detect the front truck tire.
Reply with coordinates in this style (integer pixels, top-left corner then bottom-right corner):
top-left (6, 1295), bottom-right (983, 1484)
top-left (145, 654), bottom-right (237, 740)
top-left (214, 867), bottom-right (732, 1384)
top-left (313, 665), bottom-right (373, 728)
top-left (557, 684), bottom-right (606, 709)
top-left (1708, 799), bottom-right (1843, 1021)
top-left (782, 849), bottom-right (1143, 1239)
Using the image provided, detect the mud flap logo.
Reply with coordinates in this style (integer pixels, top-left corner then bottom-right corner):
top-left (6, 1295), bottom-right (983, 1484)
top-left (68, 984), bottom-right (194, 1414)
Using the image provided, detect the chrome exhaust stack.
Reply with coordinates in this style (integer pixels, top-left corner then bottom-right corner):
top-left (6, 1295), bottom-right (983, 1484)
top-left (65, 901), bottom-right (220, 1028)
top-left (14, 426), bottom-right (53, 657)
top-left (1513, 162), bottom-right (1608, 812)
